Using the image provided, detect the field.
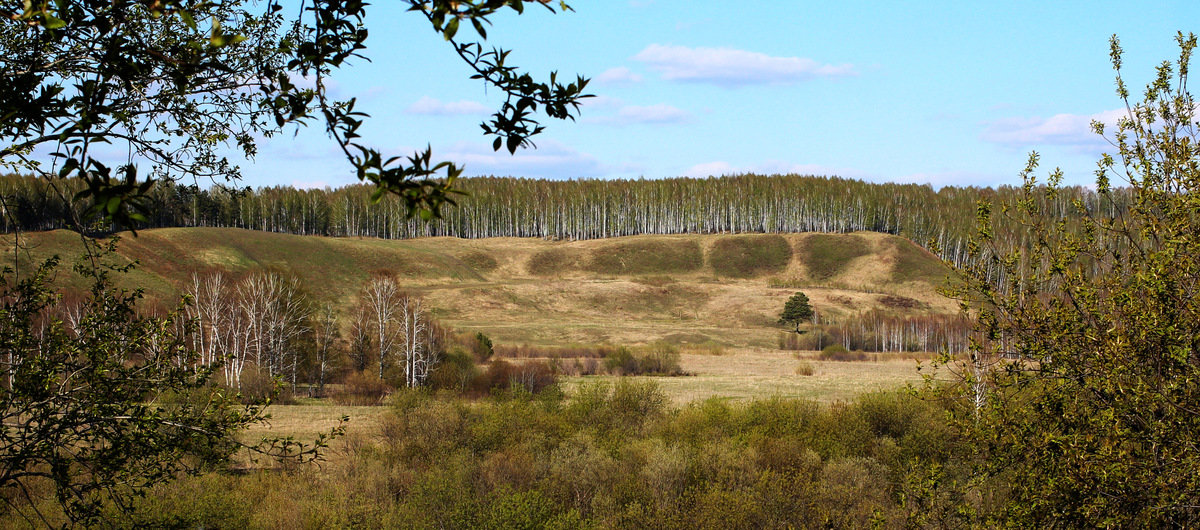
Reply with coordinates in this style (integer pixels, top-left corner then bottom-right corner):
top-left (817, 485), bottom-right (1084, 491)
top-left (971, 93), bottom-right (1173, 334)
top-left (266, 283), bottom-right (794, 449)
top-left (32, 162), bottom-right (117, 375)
top-left (2, 227), bottom-right (953, 409)
top-left (2, 226), bottom-right (959, 468)
top-left (1, 227), bottom-right (968, 527)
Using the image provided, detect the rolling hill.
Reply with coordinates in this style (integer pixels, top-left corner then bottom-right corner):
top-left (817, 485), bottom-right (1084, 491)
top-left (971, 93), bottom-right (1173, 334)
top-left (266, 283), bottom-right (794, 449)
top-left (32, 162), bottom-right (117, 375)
top-left (0, 227), bottom-right (957, 352)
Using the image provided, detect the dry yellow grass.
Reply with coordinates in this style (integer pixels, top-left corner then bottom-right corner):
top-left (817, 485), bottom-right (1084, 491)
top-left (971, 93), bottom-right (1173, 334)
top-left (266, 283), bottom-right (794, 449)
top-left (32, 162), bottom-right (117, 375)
top-left (6, 228), bottom-right (957, 404)
top-left (562, 349), bottom-right (929, 404)
top-left (232, 403), bottom-right (388, 469)
top-left (240, 403), bottom-right (387, 442)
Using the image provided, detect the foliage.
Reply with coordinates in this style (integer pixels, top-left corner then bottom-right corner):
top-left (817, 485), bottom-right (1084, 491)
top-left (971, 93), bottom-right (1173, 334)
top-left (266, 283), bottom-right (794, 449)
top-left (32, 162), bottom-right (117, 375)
top-left (778, 291), bottom-right (813, 332)
top-left (936, 33), bottom-right (1200, 527)
top-left (0, 241), bottom-right (336, 525)
top-left (601, 344), bottom-right (683, 376)
top-left (818, 343), bottom-right (868, 362)
top-left (472, 331), bottom-right (495, 361)
top-left (0, 172), bottom-right (1123, 273)
top-left (1, 0), bottom-right (589, 229)
top-left (60, 385), bottom-right (977, 529)
top-left (794, 361), bottom-right (815, 376)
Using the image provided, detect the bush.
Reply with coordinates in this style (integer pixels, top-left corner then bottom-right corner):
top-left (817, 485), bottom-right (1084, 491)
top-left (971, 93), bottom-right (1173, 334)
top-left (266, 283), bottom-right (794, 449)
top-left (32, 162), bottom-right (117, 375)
top-left (428, 350), bottom-right (480, 394)
top-left (778, 331), bottom-right (803, 351)
top-left (795, 362), bottom-right (815, 376)
top-left (603, 347), bottom-right (639, 375)
top-left (237, 365), bottom-right (293, 405)
top-left (471, 332), bottom-right (495, 361)
top-left (474, 360), bottom-right (559, 396)
top-left (331, 370), bottom-right (392, 405)
top-left (602, 344), bottom-right (684, 376)
top-left (639, 343), bottom-right (683, 376)
top-left (819, 344), bottom-right (868, 362)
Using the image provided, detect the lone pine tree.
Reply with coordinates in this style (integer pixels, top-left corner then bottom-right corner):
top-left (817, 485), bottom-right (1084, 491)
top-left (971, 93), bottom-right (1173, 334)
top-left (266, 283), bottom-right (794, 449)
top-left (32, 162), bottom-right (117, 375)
top-left (779, 291), bottom-right (814, 333)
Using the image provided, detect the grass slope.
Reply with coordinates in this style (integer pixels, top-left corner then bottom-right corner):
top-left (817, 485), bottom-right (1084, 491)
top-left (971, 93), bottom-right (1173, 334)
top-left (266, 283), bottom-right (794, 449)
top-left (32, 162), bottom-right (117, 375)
top-left (1, 227), bottom-right (954, 327)
top-left (2, 228), bottom-right (956, 401)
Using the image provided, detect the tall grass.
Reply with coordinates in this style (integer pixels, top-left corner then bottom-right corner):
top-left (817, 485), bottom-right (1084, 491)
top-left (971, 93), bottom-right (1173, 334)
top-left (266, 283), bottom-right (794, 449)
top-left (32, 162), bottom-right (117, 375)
top-left (69, 384), bottom-right (989, 529)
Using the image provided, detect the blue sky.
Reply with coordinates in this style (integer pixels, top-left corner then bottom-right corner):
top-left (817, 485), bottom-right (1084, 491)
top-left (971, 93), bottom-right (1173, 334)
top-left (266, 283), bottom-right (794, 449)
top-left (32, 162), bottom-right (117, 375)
top-left (242, 1), bottom-right (1198, 190)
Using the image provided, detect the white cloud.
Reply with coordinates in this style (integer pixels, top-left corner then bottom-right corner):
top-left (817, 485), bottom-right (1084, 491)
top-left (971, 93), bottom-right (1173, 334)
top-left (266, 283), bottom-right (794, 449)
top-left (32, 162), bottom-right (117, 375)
top-left (615, 104), bottom-right (691, 124)
top-left (441, 140), bottom-right (607, 179)
top-left (632, 44), bottom-right (856, 87)
top-left (291, 179), bottom-right (330, 190)
top-left (585, 103), bottom-right (691, 126)
top-left (595, 67), bottom-right (643, 85)
top-left (684, 161), bottom-right (738, 177)
top-left (581, 95), bottom-right (625, 110)
top-left (405, 96), bottom-right (490, 116)
top-left (981, 109), bottom-right (1125, 150)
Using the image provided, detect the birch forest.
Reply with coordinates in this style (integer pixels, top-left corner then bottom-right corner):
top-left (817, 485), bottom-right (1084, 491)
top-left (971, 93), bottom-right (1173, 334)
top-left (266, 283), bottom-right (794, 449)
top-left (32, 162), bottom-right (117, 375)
top-left (0, 173), bottom-right (1128, 268)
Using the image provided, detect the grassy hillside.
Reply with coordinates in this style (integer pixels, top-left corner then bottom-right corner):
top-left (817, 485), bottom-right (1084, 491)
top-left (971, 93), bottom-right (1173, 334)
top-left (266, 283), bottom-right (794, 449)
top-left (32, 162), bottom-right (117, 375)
top-left (1, 228), bottom-right (956, 347)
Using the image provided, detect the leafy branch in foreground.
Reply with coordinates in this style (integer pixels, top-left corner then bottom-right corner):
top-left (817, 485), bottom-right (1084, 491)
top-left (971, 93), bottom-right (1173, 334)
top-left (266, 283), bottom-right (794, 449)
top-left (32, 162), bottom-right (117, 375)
top-left (0, 238), bottom-right (343, 526)
top-left (1, 0), bottom-right (590, 229)
top-left (932, 32), bottom-right (1200, 527)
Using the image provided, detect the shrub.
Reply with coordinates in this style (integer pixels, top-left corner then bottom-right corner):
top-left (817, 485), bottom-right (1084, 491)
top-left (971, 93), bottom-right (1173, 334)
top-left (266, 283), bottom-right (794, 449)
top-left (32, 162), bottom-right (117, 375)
top-left (237, 365), bottom-right (293, 405)
top-left (795, 362), bottom-right (815, 376)
top-left (331, 370), bottom-right (392, 405)
top-left (481, 488), bottom-right (559, 530)
top-left (603, 347), bottom-right (639, 375)
top-left (602, 344), bottom-right (684, 376)
top-left (509, 361), bottom-right (558, 394)
top-left (473, 359), bottom-right (559, 396)
top-left (428, 350), bottom-right (480, 394)
top-left (639, 343), bottom-right (683, 376)
top-left (819, 344), bottom-right (868, 362)
top-left (472, 332), bottom-right (495, 361)
top-left (778, 331), bottom-right (803, 351)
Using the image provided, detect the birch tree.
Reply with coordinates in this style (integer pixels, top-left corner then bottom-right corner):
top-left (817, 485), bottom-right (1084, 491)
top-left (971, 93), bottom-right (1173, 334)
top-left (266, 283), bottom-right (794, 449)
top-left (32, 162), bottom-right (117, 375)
top-left (311, 302), bottom-right (341, 397)
top-left (362, 274), bottom-right (402, 379)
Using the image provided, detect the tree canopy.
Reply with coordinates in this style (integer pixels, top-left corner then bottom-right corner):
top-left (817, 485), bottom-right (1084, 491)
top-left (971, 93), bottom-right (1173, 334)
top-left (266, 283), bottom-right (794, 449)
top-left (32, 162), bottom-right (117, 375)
top-left (778, 291), bottom-right (813, 333)
top-left (0, 0), bottom-right (590, 229)
top-left (937, 32), bottom-right (1200, 527)
top-left (0, 0), bottom-right (588, 524)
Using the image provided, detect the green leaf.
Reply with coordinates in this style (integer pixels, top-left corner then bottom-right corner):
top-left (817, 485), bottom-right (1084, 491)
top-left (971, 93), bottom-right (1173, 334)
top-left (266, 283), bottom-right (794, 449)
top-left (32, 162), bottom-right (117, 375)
top-left (44, 14), bottom-right (66, 29)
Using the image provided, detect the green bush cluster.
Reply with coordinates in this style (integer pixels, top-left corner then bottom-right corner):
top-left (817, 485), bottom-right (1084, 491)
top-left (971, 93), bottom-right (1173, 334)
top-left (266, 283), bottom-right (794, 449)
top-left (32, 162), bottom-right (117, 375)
top-left (602, 344), bottom-right (684, 376)
top-left (819, 344), bottom-right (870, 362)
top-left (94, 384), bottom-right (987, 529)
